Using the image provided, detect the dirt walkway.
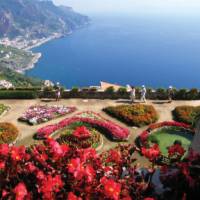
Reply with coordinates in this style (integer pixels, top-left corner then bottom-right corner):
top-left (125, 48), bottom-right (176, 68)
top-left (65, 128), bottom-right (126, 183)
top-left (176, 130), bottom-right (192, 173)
top-left (0, 99), bottom-right (199, 154)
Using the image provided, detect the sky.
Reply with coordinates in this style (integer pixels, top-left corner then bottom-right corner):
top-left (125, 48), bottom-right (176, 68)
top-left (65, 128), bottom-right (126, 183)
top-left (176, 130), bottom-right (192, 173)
top-left (53, 0), bottom-right (200, 15)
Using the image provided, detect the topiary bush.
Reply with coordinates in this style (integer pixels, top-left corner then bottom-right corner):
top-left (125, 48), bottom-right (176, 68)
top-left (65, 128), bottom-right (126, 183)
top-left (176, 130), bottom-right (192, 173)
top-left (173, 105), bottom-right (200, 125)
top-left (103, 104), bottom-right (158, 127)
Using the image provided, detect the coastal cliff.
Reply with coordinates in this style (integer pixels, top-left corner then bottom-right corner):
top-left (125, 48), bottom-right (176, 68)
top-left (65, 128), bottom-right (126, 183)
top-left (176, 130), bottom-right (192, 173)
top-left (0, 0), bottom-right (89, 40)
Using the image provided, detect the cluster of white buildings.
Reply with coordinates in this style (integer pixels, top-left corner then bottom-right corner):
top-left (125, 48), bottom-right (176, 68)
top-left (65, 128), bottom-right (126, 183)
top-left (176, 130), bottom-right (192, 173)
top-left (0, 80), bottom-right (13, 89)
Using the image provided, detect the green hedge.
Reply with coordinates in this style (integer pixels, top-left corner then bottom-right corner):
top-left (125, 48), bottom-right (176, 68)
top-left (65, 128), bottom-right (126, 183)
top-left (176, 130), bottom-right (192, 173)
top-left (0, 90), bottom-right (38, 99)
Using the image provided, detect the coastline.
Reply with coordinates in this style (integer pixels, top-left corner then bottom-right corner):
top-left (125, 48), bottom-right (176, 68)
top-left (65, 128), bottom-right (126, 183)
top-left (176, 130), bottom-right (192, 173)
top-left (23, 33), bottom-right (64, 51)
top-left (16, 52), bottom-right (42, 74)
top-left (8, 22), bottom-right (90, 74)
top-left (19, 33), bottom-right (65, 74)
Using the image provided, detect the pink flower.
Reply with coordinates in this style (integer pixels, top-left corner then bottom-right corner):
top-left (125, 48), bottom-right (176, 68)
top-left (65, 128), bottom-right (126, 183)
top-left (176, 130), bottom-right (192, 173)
top-left (68, 192), bottom-right (82, 200)
top-left (13, 182), bottom-right (28, 200)
top-left (0, 161), bottom-right (5, 170)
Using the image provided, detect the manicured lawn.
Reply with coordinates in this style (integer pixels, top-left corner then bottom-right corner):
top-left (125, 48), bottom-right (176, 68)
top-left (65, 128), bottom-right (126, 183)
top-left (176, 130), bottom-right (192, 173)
top-left (148, 128), bottom-right (193, 156)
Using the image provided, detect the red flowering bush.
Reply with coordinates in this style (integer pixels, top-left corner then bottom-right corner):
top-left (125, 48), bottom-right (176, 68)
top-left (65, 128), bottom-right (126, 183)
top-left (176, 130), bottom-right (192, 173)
top-left (0, 139), bottom-right (199, 199)
top-left (103, 104), bottom-right (158, 127)
top-left (72, 126), bottom-right (91, 139)
top-left (173, 105), bottom-right (200, 125)
top-left (0, 122), bottom-right (19, 144)
top-left (141, 144), bottom-right (161, 162)
top-left (36, 111), bottom-right (130, 140)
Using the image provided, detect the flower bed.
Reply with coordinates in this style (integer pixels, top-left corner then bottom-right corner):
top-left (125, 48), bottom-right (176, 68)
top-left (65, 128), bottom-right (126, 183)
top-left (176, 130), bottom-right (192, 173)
top-left (0, 104), bottom-right (9, 116)
top-left (103, 104), bottom-right (158, 127)
top-left (0, 122), bottom-right (19, 144)
top-left (173, 105), bottom-right (200, 125)
top-left (138, 121), bottom-right (194, 163)
top-left (18, 105), bottom-right (76, 125)
top-left (0, 138), bottom-right (199, 199)
top-left (36, 111), bottom-right (130, 140)
top-left (55, 122), bottom-right (102, 149)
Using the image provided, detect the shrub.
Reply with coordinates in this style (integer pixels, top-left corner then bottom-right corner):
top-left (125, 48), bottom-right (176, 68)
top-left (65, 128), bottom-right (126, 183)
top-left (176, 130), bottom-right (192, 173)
top-left (105, 86), bottom-right (115, 94)
top-left (173, 106), bottom-right (200, 125)
top-left (174, 88), bottom-right (188, 100)
top-left (70, 87), bottom-right (79, 93)
top-left (0, 122), bottom-right (19, 144)
top-left (117, 87), bottom-right (127, 95)
top-left (103, 104), bottom-right (158, 127)
top-left (187, 88), bottom-right (199, 100)
top-left (0, 90), bottom-right (37, 99)
top-left (156, 88), bottom-right (168, 100)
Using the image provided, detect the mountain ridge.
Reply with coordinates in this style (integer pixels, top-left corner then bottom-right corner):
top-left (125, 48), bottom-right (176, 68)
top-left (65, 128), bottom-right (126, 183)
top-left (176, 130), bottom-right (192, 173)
top-left (0, 0), bottom-right (89, 39)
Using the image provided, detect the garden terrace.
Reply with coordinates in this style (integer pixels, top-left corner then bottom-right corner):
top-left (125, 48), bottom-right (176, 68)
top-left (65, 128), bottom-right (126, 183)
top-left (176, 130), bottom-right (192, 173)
top-left (0, 99), bottom-right (199, 199)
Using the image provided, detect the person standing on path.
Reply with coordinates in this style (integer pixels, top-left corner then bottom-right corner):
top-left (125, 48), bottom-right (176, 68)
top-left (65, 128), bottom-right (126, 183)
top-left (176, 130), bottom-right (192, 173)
top-left (168, 86), bottom-right (174, 103)
top-left (55, 82), bottom-right (61, 101)
top-left (140, 85), bottom-right (146, 103)
top-left (130, 86), bottom-right (136, 103)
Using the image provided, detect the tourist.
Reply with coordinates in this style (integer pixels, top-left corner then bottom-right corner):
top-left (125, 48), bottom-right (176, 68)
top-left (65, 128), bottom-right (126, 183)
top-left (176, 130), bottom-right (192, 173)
top-left (140, 85), bottom-right (146, 103)
top-left (126, 84), bottom-right (132, 92)
top-left (130, 86), bottom-right (136, 103)
top-left (55, 82), bottom-right (61, 101)
top-left (168, 86), bottom-right (174, 103)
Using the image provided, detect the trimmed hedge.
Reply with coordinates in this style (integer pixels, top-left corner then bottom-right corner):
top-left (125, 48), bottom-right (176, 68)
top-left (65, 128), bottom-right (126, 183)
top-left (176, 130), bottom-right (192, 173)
top-left (173, 106), bottom-right (200, 125)
top-left (103, 104), bottom-right (158, 127)
top-left (0, 87), bottom-right (200, 100)
top-left (0, 90), bottom-right (37, 99)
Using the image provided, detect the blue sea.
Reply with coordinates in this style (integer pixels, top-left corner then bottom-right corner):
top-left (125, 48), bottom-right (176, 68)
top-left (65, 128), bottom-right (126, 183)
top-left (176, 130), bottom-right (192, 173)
top-left (26, 14), bottom-right (200, 88)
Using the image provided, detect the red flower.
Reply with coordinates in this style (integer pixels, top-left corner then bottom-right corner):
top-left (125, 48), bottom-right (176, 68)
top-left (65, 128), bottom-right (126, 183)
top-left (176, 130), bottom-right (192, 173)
top-left (39, 175), bottom-right (63, 198)
top-left (68, 192), bottom-right (82, 200)
top-left (141, 144), bottom-right (160, 161)
top-left (36, 170), bottom-right (45, 180)
top-left (0, 161), bottom-right (5, 170)
top-left (73, 126), bottom-right (91, 139)
top-left (168, 144), bottom-right (186, 158)
top-left (85, 165), bottom-right (95, 183)
top-left (67, 158), bottom-right (84, 180)
top-left (11, 146), bottom-right (25, 161)
top-left (100, 177), bottom-right (121, 200)
top-left (78, 148), bottom-right (97, 163)
top-left (106, 150), bottom-right (122, 164)
top-left (13, 182), bottom-right (28, 200)
top-left (0, 144), bottom-right (9, 157)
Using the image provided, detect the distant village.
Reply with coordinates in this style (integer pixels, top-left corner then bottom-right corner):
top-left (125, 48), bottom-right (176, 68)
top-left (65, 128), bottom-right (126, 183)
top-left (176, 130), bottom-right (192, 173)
top-left (0, 33), bottom-right (63, 50)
